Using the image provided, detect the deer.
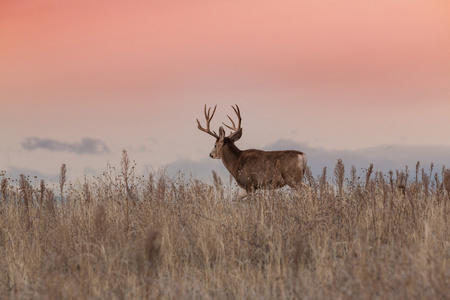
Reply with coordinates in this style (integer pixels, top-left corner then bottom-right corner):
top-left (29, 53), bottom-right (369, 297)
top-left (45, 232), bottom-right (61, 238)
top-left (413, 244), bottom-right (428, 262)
top-left (197, 104), bottom-right (307, 194)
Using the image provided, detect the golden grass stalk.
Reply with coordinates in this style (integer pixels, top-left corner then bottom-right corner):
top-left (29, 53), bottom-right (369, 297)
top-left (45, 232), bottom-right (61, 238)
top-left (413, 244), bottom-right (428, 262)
top-left (0, 158), bottom-right (449, 299)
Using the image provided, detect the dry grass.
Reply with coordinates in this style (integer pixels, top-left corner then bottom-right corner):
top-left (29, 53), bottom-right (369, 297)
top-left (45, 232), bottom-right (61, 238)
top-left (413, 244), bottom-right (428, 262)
top-left (0, 155), bottom-right (449, 299)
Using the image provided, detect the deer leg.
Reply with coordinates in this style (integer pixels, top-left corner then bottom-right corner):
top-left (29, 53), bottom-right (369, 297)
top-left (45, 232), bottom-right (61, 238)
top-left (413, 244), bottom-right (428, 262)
top-left (240, 185), bottom-right (258, 201)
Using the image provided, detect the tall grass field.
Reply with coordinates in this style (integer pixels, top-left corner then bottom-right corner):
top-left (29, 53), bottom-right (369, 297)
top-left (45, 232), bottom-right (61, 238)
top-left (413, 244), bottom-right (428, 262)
top-left (1, 151), bottom-right (449, 299)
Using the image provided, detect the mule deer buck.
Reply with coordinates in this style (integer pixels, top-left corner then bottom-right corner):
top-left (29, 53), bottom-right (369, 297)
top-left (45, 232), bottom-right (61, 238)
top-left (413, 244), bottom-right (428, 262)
top-left (197, 105), bottom-right (307, 193)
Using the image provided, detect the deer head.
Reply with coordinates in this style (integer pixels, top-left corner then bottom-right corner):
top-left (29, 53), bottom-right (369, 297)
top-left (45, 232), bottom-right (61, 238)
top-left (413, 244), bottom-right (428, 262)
top-left (197, 105), bottom-right (242, 159)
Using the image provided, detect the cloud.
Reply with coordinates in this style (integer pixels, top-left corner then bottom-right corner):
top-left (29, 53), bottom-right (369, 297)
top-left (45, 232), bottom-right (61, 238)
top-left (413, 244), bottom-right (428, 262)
top-left (165, 157), bottom-right (229, 181)
top-left (264, 139), bottom-right (449, 178)
top-left (166, 139), bottom-right (450, 181)
top-left (22, 137), bottom-right (110, 155)
top-left (5, 166), bottom-right (59, 182)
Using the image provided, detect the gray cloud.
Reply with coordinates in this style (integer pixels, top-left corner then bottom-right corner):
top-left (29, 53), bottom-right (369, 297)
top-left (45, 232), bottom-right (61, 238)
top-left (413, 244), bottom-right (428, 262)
top-left (166, 140), bottom-right (450, 181)
top-left (6, 166), bottom-right (59, 182)
top-left (264, 139), bottom-right (449, 178)
top-left (22, 137), bottom-right (110, 155)
top-left (165, 157), bottom-right (229, 181)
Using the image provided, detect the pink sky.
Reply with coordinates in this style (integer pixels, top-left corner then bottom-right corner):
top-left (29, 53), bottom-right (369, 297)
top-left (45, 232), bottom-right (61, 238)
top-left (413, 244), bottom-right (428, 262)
top-left (1, 0), bottom-right (449, 179)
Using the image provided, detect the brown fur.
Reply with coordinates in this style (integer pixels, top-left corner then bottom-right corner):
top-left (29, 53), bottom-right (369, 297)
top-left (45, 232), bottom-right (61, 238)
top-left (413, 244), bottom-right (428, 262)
top-left (211, 128), bottom-right (307, 193)
top-left (199, 105), bottom-right (307, 193)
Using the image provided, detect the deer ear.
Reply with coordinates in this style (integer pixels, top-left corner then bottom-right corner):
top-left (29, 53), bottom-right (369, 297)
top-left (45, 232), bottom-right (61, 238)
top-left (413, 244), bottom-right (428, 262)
top-left (218, 126), bottom-right (226, 141)
top-left (229, 128), bottom-right (242, 142)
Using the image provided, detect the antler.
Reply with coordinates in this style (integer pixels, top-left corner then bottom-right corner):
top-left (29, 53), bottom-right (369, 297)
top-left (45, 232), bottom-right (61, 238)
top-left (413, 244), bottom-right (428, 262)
top-left (197, 105), bottom-right (219, 139)
top-left (222, 105), bottom-right (241, 132)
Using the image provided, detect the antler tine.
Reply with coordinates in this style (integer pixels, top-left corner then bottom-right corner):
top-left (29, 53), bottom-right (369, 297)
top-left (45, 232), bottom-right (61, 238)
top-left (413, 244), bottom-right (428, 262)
top-left (222, 104), bottom-right (241, 132)
top-left (197, 105), bottom-right (219, 139)
top-left (205, 104), bottom-right (216, 120)
top-left (222, 115), bottom-right (236, 130)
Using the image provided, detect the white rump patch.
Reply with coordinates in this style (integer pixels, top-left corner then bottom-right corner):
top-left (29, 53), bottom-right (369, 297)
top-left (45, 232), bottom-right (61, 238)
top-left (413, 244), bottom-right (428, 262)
top-left (298, 153), bottom-right (307, 170)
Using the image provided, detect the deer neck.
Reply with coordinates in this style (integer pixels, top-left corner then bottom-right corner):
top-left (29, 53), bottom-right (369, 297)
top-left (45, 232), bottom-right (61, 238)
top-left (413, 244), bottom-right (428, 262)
top-left (221, 142), bottom-right (242, 176)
